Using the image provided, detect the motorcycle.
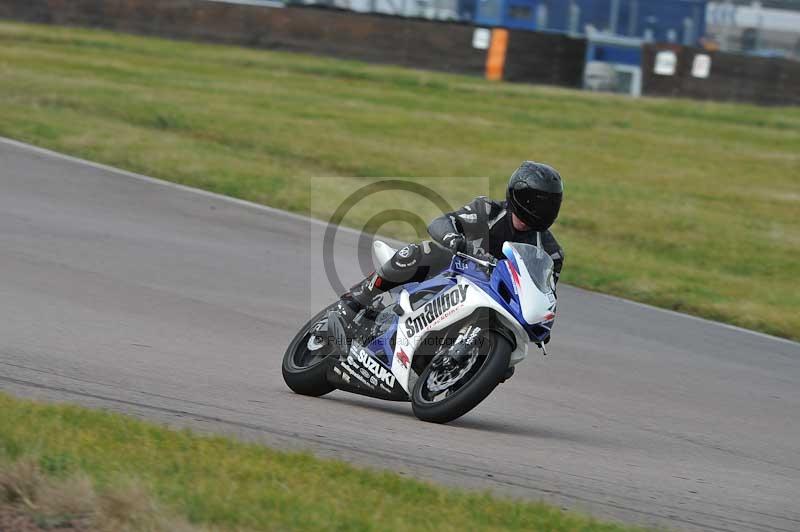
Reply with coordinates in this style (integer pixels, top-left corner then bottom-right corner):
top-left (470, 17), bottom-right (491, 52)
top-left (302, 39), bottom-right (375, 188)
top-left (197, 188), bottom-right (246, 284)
top-left (282, 238), bottom-right (557, 424)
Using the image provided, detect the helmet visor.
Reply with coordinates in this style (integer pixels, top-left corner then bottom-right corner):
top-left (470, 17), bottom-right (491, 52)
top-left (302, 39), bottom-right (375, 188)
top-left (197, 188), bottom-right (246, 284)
top-left (511, 189), bottom-right (562, 231)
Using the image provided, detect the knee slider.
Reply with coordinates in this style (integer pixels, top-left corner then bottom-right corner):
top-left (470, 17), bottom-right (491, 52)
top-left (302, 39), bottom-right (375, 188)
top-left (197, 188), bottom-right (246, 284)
top-left (392, 244), bottom-right (421, 269)
top-left (379, 244), bottom-right (421, 283)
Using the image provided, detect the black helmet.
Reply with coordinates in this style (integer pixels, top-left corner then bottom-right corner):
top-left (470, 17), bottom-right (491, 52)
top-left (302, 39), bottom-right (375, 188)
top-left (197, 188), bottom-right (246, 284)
top-left (506, 161), bottom-right (563, 231)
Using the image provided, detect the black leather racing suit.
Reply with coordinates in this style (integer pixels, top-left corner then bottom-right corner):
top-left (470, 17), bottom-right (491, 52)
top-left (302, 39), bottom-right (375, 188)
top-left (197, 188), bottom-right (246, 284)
top-left (348, 196), bottom-right (564, 304)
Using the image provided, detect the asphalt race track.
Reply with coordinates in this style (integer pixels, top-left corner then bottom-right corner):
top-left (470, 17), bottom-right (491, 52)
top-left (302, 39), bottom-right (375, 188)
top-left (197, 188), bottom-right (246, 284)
top-left (1, 138), bottom-right (798, 532)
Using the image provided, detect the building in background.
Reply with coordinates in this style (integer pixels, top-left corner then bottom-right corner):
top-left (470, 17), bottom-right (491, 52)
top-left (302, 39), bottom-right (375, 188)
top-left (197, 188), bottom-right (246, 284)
top-left (464, 1), bottom-right (709, 97)
top-left (470, 0), bottom-right (707, 46)
top-left (293, 0), bottom-right (800, 59)
top-left (706, 1), bottom-right (800, 58)
top-left (292, 0), bottom-right (711, 96)
top-left (294, 0), bottom-right (711, 44)
top-left (288, 0), bottom-right (798, 97)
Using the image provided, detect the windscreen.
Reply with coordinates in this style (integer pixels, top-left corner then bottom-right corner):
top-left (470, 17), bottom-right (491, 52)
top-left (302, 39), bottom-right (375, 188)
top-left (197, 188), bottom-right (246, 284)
top-left (507, 243), bottom-right (555, 294)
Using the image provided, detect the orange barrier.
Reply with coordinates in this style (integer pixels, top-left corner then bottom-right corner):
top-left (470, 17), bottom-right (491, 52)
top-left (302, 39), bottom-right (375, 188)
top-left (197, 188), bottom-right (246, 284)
top-left (485, 29), bottom-right (509, 81)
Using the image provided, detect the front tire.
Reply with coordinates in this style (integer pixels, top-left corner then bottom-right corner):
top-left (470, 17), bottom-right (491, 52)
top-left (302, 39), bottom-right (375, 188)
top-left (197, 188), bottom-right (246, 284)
top-left (411, 330), bottom-right (512, 424)
top-left (282, 308), bottom-right (337, 397)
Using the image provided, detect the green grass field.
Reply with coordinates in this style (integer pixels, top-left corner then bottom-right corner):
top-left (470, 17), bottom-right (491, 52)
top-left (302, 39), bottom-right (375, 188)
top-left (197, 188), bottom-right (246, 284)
top-left (0, 21), bottom-right (798, 339)
top-left (0, 393), bottom-right (647, 532)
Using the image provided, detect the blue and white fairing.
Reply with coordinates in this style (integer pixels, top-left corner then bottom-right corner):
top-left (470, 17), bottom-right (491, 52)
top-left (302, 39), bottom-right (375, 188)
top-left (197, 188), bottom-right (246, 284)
top-left (379, 241), bottom-right (558, 394)
top-left (497, 241), bottom-right (558, 341)
top-left (330, 240), bottom-right (558, 398)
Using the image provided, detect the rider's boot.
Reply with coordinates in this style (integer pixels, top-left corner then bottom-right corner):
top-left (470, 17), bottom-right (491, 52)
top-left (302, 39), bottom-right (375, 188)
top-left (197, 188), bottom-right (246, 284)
top-left (335, 272), bottom-right (391, 341)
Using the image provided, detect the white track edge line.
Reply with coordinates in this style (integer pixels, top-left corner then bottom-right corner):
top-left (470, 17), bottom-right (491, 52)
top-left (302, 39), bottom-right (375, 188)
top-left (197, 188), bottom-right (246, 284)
top-left (572, 287), bottom-right (799, 347)
top-left (0, 136), bottom-right (365, 238)
top-left (2, 136), bottom-right (797, 348)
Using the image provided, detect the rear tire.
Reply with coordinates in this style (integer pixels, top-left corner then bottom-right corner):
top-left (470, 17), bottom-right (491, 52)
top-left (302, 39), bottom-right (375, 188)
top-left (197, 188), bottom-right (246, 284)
top-left (282, 308), bottom-right (336, 397)
top-left (411, 330), bottom-right (512, 424)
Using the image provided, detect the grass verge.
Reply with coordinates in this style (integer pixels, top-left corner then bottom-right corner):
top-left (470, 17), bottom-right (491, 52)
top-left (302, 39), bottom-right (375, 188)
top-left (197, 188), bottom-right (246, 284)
top-left (0, 21), bottom-right (798, 339)
top-left (0, 458), bottom-right (198, 531)
top-left (0, 393), bottom-right (647, 531)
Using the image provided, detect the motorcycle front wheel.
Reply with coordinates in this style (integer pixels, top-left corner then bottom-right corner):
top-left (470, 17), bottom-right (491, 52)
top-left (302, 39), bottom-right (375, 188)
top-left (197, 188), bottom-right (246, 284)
top-left (282, 307), bottom-right (337, 397)
top-left (411, 329), bottom-right (512, 424)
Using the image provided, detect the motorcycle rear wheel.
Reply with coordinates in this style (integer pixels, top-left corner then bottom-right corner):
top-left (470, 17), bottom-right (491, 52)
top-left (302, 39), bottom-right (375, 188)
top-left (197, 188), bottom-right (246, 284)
top-left (411, 330), bottom-right (512, 424)
top-left (282, 307), bottom-right (337, 397)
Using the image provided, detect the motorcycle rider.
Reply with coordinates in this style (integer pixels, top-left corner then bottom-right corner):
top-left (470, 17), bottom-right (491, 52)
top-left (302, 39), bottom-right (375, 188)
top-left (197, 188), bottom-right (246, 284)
top-left (337, 161), bottom-right (565, 341)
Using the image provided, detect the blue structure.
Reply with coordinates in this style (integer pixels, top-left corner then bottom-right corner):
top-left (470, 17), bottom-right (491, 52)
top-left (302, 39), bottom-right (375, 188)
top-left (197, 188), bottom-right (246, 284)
top-left (469, 0), bottom-right (707, 46)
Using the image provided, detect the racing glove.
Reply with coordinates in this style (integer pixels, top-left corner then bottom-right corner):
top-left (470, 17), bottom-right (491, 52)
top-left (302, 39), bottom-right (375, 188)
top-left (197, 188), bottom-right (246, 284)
top-left (442, 232), bottom-right (467, 254)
